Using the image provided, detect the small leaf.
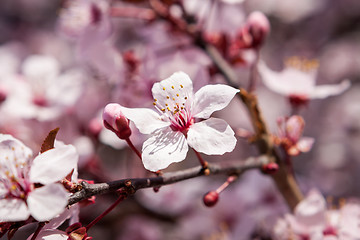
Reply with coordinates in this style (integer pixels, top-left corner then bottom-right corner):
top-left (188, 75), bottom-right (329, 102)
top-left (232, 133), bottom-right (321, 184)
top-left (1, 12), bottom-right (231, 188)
top-left (40, 128), bottom-right (60, 153)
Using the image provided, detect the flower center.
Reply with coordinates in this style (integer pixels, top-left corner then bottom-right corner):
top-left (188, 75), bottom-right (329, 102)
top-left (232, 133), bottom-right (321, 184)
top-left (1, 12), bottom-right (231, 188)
top-left (285, 56), bottom-right (319, 72)
top-left (0, 147), bottom-right (32, 200)
top-left (153, 83), bottom-right (193, 133)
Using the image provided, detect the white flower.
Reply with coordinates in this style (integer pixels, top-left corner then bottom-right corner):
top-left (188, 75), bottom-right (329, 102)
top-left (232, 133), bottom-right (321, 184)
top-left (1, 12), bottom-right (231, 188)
top-left (259, 59), bottom-right (351, 105)
top-left (106, 71), bottom-right (239, 171)
top-left (0, 134), bottom-right (78, 222)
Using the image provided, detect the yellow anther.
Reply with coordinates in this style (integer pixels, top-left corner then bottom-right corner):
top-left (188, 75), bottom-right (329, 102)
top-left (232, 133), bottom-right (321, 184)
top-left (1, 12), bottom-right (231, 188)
top-left (171, 86), bottom-right (174, 89)
top-left (165, 103), bottom-right (168, 106)
top-left (153, 102), bottom-right (157, 105)
top-left (180, 85), bottom-right (183, 88)
top-left (161, 108), bottom-right (165, 112)
top-left (163, 87), bottom-right (165, 90)
top-left (11, 147), bottom-right (15, 151)
top-left (167, 107), bottom-right (171, 111)
top-left (11, 185), bottom-right (17, 191)
top-left (20, 193), bottom-right (25, 199)
top-left (181, 107), bottom-right (184, 110)
top-left (172, 97), bottom-right (175, 101)
top-left (166, 96), bottom-right (170, 99)
top-left (184, 97), bottom-right (188, 100)
top-left (176, 94), bottom-right (179, 97)
top-left (154, 99), bottom-right (157, 102)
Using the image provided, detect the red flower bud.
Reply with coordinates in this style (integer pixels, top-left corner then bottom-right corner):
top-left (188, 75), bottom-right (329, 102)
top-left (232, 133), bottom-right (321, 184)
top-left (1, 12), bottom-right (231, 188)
top-left (246, 11), bottom-right (270, 48)
top-left (203, 191), bottom-right (219, 207)
top-left (261, 162), bottom-right (279, 174)
top-left (103, 103), bottom-right (132, 139)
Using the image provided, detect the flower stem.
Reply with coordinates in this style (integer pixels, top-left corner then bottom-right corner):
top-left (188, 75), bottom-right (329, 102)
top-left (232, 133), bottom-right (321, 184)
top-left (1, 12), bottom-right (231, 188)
top-left (86, 194), bottom-right (126, 231)
top-left (31, 222), bottom-right (45, 240)
top-left (216, 175), bottom-right (238, 194)
top-left (125, 137), bottom-right (142, 160)
top-left (193, 149), bottom-right (208, 169)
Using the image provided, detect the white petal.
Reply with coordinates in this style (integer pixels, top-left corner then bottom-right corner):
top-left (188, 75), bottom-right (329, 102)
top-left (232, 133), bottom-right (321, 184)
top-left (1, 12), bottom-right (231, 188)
top-left (142, 128), bottom-right (188, 171)
top-left (187, 118), bottom-right (236, 155)
top-left (151, 72), bottom-right (193, 108)
top-left (43, 205), bottom-right (77, 230)
top-left (30, 144), bottom-right (78, 184)
top-left (192, 84), bottom-right (239, 119)
top-left (121, 106), bottom-right (170, 134)
top-left (310, 79), bottom-right (351, 99)
top-left (259, 61), bottom-right (316, 96)
top-left (27, 183), bottom-right (69, 222)
top-left (297, 137), bottom-right (315, 153)
top-left (27, 229), bottom-right (68, 240)
top-left (0, 198), bottom-right (30, 222)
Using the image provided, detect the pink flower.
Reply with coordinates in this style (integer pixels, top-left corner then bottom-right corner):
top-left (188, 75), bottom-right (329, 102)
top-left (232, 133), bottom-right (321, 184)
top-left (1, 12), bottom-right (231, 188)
top-left (104, 71), bottom-right (239, 171)
top-left (273, 189), bottom-right (360, 240)
top-left (276, 115), bottom-right (314, 156)
top-left (259, 59), bottom-right (351, 106)
top-left (0, 134), bottom-right (78, 222)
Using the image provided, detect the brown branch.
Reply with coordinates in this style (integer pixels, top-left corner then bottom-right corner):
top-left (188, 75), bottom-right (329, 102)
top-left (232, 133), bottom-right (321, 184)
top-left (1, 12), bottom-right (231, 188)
top-left (147, 1), bottom-right (304, 211)
top-left (68, 156), bottom-right (268, 206)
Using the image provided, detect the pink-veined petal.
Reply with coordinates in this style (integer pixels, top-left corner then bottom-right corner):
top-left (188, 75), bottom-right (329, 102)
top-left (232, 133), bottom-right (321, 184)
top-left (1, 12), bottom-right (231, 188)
top-left (142, 128), bottom-right (188, 171)
top-left (0, 198), bottom-right (30, 222)
top-left (296, 137), bottom-right (315, 153)
top-left (310, 79), bottom-right (351, 99)
top-left (27, 229), bottom-right (68, 240)
top-left (121, 106), bottom-right (170, 134)
top-left (27, 183), bottom-right (69, 222)
top-left (152, 71), bottom-right (193, 108)
top-left (192, 84), bottom-right (239, 119)
top-left (187, 118), bottom-right (236, 155)
top-left (30, 144), bottom-right (78, 184)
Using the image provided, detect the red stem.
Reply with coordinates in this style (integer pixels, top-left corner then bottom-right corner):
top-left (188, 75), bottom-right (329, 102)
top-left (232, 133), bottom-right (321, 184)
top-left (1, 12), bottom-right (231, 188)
top-left (193, 149), bottom-right (208, 168)
top-left (125, 137), bottom-right (142, 160)
top-left (86, 195), bottom-right (126, 231)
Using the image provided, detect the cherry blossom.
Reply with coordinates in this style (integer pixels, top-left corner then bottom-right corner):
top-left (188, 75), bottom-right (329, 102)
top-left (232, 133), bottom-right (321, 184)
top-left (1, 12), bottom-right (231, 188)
top-left (275, 115), bottom-right (314, 156)
top-left (104, 71), bottom-right (239, 171)
top-left (273, 189), bottom-right (360, 240)
top-left (259, 58), bottom-right (351, 106)
top-left (0, 134), bottom-right (78, 222)
top-left (2, 55), bottom-right (84, 121)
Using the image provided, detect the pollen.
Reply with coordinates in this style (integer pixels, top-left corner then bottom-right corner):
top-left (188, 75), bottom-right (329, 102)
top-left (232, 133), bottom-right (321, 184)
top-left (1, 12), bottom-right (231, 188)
top-left (180, 85), bottom-right (183, 88)
top-left (171, 86), bottom-right (174, 89)
top-left (285, 56), bottom-right (319, 72)
top-left (176, 94), bottom-right (179, 97)
top-left (184, 97), bottom-right (188, 100)
top-left (172, 97), bottom-right (175, 101)
top-left (11, 185), bottom-right (17, 191)
top-left (153, 102), bottom-right (156, 105)
top-left (163, 87), bottom-right (165, 91)
top-left (166, 96), bottom-right (170, 99)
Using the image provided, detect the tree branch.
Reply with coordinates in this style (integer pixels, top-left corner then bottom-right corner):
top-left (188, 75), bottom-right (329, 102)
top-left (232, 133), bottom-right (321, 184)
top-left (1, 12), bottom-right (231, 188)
top-left (68, 155), bottom-right (268, 206)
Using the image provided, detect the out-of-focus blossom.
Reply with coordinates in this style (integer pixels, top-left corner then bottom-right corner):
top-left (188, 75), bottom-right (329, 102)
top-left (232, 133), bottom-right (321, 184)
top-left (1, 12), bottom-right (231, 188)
top-left (0, 134), bottom-right (78, 222)
top-left (259, 57), bottom-right (351, 106)
top-left (58, 0), bottom-right (110, 39)
top-left (273, 189), bottom-right (360, 240)
top-left (2, 55), bottom-right (84, 121)
top-left (104, 71), bottom-right (238, 171)
top-left (275, 115), bottom-right (314, 156)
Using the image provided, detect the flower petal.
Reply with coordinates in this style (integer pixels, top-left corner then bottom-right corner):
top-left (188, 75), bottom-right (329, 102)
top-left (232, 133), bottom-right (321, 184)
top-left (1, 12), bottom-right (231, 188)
top-left (310, 79), bottom-right (351, 99)
top-left (259, 61), bottom-right (316, 96)
top-left (120, 106), bottom-right (170, 134)
top-left (27, 183), bottom-right (69, 222)
top-left (192, 84), bottom-right (239, 119)
top-left (152, 71), bottom-right (193, 108)
top-left (187, 118), bottom-right (236, 155)
top-left (0, 198), bottom-right (30, 222)
top-left (142, 128), bottom-right (188, 171)
top-left (296, 137), bottom-right (315, 153)
top-left (30, 144), bottom-right (78, 184)
top-left (27, 229), bottom-right (68, 240)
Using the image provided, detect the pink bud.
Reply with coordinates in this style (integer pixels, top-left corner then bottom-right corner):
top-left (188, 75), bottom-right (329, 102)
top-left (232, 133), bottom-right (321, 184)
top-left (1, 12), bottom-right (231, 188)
top-left (203, 191), bottom-right (219, 207)
top-left (103, 103), bottom-right (131, 139)
top-left (246, 11), bottom-right (270, 48)
top-left (261, 162), bottom-right (279, 174)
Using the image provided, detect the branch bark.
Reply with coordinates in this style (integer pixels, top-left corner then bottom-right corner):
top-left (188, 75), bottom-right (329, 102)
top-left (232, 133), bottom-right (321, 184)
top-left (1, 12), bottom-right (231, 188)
top-left (68, 155), bottom-right (268, 206)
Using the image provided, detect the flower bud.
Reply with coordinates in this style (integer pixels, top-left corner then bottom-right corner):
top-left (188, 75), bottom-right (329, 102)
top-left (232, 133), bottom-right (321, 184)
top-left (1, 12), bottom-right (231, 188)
top-left (261, 162), bottom-right (279, 174)
top-left (203, 191), bottom-right (219, 207)
top-left (246, 11), bottom-right (270, 48)
top-left (103, 103), bottom-right (131, 139)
